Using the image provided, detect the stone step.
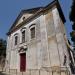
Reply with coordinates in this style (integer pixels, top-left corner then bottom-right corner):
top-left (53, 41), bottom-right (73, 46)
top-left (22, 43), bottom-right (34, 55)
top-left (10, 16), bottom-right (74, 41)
top-left (0, 69), bottom-right (71, 75)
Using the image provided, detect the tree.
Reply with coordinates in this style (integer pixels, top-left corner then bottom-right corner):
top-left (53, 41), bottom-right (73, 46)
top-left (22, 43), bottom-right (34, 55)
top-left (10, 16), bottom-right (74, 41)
top-left (0, 39), bottom-right (6, 57)
top-left (0, 38), bottom-right (6, 70)
top-left (70, 0), bottom-right (75, 46)
top-left (0, 38), bottom-right (6, 63)
top-left (69, 1), bottom-right (75, 73)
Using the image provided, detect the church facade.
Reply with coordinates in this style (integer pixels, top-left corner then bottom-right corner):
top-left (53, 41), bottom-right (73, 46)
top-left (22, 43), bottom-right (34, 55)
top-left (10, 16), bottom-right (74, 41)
top-left (6, 0), bottom-right (73, 75)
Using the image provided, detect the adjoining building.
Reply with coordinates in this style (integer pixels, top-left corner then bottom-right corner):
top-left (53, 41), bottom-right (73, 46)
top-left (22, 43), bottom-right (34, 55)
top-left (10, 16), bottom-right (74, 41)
top-left (6, 0), bottom-right (74, 75)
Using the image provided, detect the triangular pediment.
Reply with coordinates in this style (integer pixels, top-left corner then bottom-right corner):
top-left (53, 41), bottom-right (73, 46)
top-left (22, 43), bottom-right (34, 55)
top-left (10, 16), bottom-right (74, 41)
top-left (7, 0), bottom-right (66, 35)
top-left (9, 7), bottom-right (43, 32)
top-left (16, 13), bottom-right (33, 26)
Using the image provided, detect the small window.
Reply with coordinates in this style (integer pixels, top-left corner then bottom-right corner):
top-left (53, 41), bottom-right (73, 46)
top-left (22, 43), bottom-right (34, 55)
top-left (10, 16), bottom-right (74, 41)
top-left (22, 30), bottom-right (25, 43)
top-left (30, 27), bottom-right (35, 39)
top-left (15, 36), bottom-right (18, 45)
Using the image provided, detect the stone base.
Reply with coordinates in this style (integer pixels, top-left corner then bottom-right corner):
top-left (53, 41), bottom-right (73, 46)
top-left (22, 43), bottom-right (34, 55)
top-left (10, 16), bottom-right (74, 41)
top-left (4, 67), bottom-right (70, 75)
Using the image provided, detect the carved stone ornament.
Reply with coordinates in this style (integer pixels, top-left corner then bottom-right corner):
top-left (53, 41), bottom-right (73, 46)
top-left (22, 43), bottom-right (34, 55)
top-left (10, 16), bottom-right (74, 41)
top-left (18, 46), bottom-right (27, 53)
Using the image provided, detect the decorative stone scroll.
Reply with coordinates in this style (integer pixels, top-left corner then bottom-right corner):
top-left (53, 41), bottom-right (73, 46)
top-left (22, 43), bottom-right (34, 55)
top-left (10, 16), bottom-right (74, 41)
top-left (18, 46), bottom-right (27, 53)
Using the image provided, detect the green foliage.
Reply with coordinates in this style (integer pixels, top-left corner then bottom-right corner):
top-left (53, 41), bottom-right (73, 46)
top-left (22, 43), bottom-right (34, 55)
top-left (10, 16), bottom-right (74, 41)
top-left (0, 38), bottom-right (6, 57)
top-left (70, 0), bottom-right (75, 22)
top-left (69, 0), bottom-right (75, 44)
top-left (72, 23), bottom-right (75, 30)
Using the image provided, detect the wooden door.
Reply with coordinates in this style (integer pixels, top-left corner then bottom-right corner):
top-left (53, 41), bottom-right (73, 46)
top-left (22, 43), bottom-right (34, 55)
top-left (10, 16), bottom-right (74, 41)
top-left (20, 53), bottom-right (26, 72)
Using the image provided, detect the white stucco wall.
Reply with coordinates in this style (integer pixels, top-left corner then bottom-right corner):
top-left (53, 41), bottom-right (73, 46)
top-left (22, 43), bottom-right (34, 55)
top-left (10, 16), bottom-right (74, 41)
top-left (6, 6), bottom-right (70, 74)
top-left (52, 8), bottom-right (70, 67)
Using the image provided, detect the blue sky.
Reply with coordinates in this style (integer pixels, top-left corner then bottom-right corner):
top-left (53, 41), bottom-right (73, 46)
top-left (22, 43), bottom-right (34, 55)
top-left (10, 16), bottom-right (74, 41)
top-left (0, 0), bottom-right (72, 41)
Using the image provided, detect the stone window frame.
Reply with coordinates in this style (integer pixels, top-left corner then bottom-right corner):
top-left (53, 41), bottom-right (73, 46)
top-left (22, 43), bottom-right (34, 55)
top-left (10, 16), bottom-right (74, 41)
top-left (29, 24), bottom-right (36, 39)
top-left (14, 33), bottom-right (19, 45)
top-left (21, 27), bottom-right (26, 43)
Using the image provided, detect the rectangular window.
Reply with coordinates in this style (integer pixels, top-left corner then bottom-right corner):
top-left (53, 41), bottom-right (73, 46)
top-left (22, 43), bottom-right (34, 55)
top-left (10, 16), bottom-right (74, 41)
top-left (15, 36), bottom-right (18, 45)
top-left (30, 27), bottom-right (35, 39)
top-left (22, 30), bottom-right (25, 43)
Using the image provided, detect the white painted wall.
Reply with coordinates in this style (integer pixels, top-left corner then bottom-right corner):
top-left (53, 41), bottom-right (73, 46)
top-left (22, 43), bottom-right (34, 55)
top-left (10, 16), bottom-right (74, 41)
top-left (52, 8), bottom-right (70, 67)
top-left (6, 7), bottom-right (70, 74)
